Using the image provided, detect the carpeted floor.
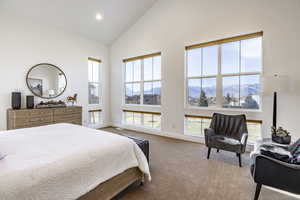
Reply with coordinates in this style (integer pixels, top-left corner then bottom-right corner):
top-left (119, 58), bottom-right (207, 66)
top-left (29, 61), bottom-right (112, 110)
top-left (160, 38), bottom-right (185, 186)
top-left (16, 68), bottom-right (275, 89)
top-left (101, 127), bottom-right (297, 200)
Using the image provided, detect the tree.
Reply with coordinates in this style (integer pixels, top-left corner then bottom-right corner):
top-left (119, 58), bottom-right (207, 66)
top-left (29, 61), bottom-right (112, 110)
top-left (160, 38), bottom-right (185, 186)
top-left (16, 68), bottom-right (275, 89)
top-left (242, 94), bottom-right (259, 109)
top-left (225, 93), bottom-right (232, 105)
top-left (199, 90), bottom-right (208, 107)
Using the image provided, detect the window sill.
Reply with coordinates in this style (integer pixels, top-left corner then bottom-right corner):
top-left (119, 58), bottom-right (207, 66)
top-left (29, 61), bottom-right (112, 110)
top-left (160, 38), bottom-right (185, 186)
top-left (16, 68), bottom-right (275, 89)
top-left (123, 104), bottom-right (161, 110)
top-left (186, 105), bottom-right (262, 113)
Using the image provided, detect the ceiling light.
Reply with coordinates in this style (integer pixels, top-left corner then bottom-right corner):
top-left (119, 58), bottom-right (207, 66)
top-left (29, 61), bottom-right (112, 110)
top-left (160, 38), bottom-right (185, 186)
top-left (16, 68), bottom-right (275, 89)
top-left (96, 13), bottom-right (103, 21)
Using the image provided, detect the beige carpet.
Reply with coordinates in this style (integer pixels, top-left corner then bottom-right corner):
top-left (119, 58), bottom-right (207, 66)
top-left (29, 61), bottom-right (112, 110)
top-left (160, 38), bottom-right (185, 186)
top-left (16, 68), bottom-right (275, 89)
top-left (101, 127), bottom-right (297, 200)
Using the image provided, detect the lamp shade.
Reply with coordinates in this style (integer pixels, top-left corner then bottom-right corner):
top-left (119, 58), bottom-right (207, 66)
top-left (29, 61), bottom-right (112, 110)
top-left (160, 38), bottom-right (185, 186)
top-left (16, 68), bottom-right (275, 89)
top-left (263, 74), bottom-right (289, 94)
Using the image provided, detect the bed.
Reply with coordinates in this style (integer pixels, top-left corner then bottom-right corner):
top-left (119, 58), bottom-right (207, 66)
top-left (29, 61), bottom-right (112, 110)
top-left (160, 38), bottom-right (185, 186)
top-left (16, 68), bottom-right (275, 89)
top-left (0, 123), bottom-right (150, 200)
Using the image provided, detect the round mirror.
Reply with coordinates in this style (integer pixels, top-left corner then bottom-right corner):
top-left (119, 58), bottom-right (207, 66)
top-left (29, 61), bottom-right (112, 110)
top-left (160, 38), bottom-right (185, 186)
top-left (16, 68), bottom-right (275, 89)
top-left (26, 63), bottom-right (67, 99)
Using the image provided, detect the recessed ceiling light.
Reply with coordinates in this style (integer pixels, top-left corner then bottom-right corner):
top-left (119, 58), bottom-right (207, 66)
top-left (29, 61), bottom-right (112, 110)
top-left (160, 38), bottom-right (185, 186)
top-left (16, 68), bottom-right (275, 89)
top-left (96, 13), bottom-right (103, 21)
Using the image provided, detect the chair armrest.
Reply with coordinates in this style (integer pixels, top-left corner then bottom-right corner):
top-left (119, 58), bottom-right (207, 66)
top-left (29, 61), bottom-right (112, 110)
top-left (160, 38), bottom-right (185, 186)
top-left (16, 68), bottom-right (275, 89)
top-left (240, 133), bottom-right (248, 145)
top-left (255, 155), bottom-right (300, 171)
top-left (253, 155), bottom-right (300, 194)
top-left (204, 128), bottom-right (215, 136)
top-left (204, 128), bottom-right (215, 146)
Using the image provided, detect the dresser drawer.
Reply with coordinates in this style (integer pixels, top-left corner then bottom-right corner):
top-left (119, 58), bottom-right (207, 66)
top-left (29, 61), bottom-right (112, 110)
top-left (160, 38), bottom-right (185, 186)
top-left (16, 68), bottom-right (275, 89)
top-left (53, 119), bottom-right (82, 125)
top-left (15, 116), bottom-right (53, 126)
top-left (15, 122), bottom-right (53, 129)
top-left (12, 109), bottom-right (52, 119)
top-left (54, 107), bottom-right (82, 116)
top-left (54, 113), bottom-right (81, 121)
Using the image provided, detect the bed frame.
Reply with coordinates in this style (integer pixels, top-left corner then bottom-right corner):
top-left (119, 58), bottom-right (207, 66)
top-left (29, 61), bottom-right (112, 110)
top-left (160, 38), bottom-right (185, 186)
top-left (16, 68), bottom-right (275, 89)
top-left (78, 167), bottom-right (143, 200)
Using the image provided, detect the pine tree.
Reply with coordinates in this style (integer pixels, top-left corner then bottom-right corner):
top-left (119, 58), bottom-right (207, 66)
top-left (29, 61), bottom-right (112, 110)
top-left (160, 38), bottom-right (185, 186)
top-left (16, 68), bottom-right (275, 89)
top-left (199, 90), bottom-right (208, 107)
top-left (225, 93), bottom-right (232, 104)
top-left (242, 94), bottom-right (259, 109)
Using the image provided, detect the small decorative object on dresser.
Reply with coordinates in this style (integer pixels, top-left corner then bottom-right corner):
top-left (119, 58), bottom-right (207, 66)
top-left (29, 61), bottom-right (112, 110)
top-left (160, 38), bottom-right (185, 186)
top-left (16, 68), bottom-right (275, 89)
top-left (26, 95), bottom-right (34, 109)
top-left (7, 106), bottom-right (82, 130)
top-left (67, 94), bottom-right (78, 106)
top-left (11, 92), bottom-right (21, 110)
top-left (36, 100), bottom-right (66, 109)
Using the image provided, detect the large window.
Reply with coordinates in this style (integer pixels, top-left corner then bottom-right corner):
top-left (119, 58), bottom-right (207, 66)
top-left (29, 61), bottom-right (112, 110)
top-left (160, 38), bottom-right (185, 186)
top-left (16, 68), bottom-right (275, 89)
top-left (186, 32), bottom-right (262, 110)
top-left (123, 110), bottom-right (161, 130)
top-left (88, 57), bottom-right (101, 105)
top-left (89, 109), bottom-right (102, 125)
top-left (124, 53), bottom-right (161, 106)
top-left (185, 115), bottom-right (262, 143)
top-left (88, 58), bottom-right (102, 127)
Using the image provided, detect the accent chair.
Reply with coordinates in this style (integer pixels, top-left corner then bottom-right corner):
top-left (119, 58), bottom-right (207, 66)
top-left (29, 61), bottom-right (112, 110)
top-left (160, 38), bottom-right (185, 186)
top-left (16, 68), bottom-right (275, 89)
top-left (204, 113), bottom-right (248, 167)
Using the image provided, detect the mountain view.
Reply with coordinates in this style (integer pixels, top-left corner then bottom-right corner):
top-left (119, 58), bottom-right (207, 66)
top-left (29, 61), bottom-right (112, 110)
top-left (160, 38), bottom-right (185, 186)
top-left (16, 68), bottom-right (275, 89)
top-left (188, 83), bottom-right (260, 109)
top-left (126, 83), bottom-right (260, 109)
top-left (188, 83), bottom-right (260, 98)
top-left (126, 86), bottom-right (161, 105)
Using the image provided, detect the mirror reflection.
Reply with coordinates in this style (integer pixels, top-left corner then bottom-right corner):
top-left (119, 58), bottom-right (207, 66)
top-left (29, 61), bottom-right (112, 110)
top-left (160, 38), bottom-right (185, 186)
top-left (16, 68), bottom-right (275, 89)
top-left (26, 63), bottom-right (67, 99)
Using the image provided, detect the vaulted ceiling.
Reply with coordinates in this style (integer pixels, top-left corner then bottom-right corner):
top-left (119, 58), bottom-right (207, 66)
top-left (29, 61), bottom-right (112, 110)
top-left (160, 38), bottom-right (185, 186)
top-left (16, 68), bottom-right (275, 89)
top-left (0, 0), bottom-right (157, 45)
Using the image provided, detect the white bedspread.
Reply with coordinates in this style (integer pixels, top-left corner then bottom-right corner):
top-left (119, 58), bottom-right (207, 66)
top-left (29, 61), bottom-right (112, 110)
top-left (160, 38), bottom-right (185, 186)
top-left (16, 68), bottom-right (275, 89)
top-left (0, 123), bottom-right (150, 200)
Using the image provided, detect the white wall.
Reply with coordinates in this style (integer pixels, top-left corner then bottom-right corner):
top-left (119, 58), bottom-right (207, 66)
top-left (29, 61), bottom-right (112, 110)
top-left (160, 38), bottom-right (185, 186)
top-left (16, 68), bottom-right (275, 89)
top-left (0, 14), bottom-right (110, 130)
top-left (110, 0), bottom-right (300, 140)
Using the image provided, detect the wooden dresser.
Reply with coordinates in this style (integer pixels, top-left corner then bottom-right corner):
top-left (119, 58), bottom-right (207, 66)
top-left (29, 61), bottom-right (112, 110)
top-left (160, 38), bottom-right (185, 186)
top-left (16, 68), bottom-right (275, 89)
top-left (7, 106), bottom-right (82, 130)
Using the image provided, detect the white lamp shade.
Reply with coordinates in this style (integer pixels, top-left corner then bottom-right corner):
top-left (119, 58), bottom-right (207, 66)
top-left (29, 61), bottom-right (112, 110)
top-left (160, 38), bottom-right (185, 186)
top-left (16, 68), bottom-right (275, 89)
top-left (263, 74), bottom-right (289, 94)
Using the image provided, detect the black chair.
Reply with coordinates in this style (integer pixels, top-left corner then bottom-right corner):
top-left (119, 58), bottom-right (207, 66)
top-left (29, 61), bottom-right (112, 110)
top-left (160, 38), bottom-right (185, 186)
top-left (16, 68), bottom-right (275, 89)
top-left (204, 113), bottom-right (248, 167)
top-left (251, 140), bottom-right (300, 200)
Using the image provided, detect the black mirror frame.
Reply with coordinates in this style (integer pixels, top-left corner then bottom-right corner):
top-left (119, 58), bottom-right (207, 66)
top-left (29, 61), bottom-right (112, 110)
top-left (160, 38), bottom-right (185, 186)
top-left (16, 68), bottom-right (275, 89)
top-left (26, 63), bottom-right (67, 99)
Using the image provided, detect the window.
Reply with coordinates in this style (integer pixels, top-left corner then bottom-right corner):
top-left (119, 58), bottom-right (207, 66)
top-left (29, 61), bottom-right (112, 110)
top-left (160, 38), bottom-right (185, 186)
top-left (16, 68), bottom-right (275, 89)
top-left (88, 58), bottom-right (102, 128)
top-left (186, 32), bottom-right (262, 110)
top-left (184, 115), bottom-right (262, 143)
top-left (89, 109), bottom-right (102, 125)
top-left (123, 110), bottom-right (161, 130)
top-left (88, 57), bottom-right (101, 105)
top-left (185, 115), bottom-right (211, 136)
top-left (124, 53), bottom-right (161, 106)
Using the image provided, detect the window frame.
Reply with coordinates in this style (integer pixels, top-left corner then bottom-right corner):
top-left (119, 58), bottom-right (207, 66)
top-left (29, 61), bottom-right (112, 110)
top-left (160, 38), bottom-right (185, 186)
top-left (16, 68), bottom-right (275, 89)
top-left (184, 114), bottom-right (263, 143)
top-left (122, 110), bottom-right (162, 130)
top-left (88, 57), bottom-right (102, 106)
top-left (88, 109), bottom-right (102, 125)
top-left (123, 52), bottom-right (162, 107)
top-left (87, 57), bottom-right (103, 128)
top-left (185, 32), bottom-right (263, 112)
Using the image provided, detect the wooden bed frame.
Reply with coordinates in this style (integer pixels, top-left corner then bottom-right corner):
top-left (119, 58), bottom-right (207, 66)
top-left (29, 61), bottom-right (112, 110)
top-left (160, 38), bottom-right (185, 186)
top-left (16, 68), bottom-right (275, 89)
top-left (78, 168), bottom-right (143, 200)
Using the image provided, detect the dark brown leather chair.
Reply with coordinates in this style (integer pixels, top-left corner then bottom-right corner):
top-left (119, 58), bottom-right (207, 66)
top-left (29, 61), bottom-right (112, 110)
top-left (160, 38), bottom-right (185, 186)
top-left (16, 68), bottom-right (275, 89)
top-left (204, 113), bottom-right (248, 167)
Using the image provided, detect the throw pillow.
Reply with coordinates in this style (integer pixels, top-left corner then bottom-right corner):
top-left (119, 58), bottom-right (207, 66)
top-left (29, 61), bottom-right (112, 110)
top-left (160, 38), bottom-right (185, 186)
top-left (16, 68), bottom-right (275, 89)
top-left (290, 145), bottom-right (300, 165)
top-left (260, 145), bottom-right (292, 163)
top-left (289, 139), bottom-right (300, 154)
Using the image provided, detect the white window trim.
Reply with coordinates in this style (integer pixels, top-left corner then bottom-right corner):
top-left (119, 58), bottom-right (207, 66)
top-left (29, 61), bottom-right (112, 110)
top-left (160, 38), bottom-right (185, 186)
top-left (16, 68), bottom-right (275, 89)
top-left (184, 37), bottom-right (263, 113)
